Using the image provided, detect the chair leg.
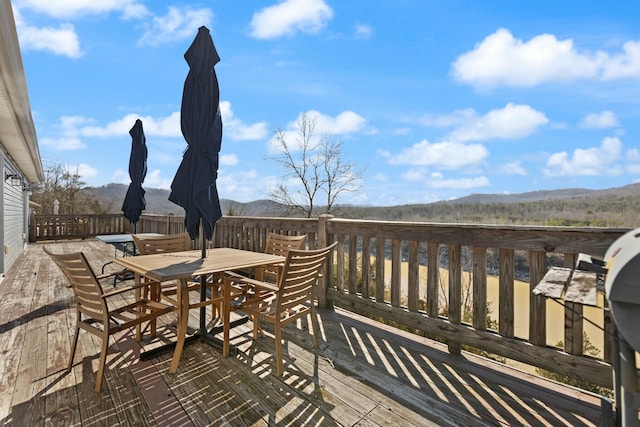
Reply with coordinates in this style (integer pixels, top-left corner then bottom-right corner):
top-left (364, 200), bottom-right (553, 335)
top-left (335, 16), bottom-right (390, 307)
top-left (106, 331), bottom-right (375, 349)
top-left (252, 314), bottom-right (260, 339)
top-left (67, 326), bottom-right (80, 372)
top-left (149, 283), bottom-right (159, 337)
top-left (310, 307), bottom-right (319, 349)
top-left (135, 280), bottom-right (143, 340)
top-left (95, 332), bottom-right (110, 392)
top-left (275, 323), bottom-right (283, 375)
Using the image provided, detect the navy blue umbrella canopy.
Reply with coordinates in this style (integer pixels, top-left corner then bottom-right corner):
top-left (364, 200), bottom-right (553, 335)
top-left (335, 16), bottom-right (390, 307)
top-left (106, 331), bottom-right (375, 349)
top-left (169, 26), bottom-right (223, 241)
top-left (122, 118), bottom-right (147, 230)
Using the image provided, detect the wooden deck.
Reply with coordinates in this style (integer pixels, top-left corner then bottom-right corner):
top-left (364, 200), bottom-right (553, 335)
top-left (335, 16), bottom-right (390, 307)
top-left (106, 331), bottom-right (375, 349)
top-left (0, 240), bottom-right (608, 426)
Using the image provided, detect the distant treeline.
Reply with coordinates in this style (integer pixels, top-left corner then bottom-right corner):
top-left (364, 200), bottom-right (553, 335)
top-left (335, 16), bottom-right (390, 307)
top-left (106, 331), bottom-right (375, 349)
top-left (83, 183), bottom-right (640, 228)
top-left (336, 194), bottom-right (640, 228)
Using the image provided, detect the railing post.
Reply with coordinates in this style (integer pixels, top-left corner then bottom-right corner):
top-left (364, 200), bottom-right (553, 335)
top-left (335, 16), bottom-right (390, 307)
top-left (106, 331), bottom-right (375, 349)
top-left (529, 250), bottom-right (547, 346)
top-left (28, 212), bottom-right (36, 243)
top-left (317, 214), bottom-right (332, 308)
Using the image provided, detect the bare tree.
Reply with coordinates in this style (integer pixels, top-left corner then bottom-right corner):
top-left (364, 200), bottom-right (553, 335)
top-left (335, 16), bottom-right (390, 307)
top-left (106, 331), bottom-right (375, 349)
top-left (321, 136), bottom-right (361, 213)
top-left (31, 160), bottom-right (104, 214)
top-left (268, 113), bottom-right (362, 218)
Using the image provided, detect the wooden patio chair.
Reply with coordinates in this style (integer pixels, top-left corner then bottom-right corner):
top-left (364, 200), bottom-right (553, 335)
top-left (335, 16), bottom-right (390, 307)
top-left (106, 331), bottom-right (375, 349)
top-left (44, 247), bottom-right (174, 392)
top-left (255, 232), bottom-right (307, 282)
top-left (132, 232), bottom-right (220, 322)
top-left (132, 232), bottom-right (192, 255)
top-left (132, 232), bottom-right (197, 301)
top-left (228, 232), bottom-right (307, 304)
top-left (224, 242), bottom-right (337, 375)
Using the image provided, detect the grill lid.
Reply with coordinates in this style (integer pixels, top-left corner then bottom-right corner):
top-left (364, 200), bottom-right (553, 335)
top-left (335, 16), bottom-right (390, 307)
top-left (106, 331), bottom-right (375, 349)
top-left (604, 228), bottom-right (640, 351)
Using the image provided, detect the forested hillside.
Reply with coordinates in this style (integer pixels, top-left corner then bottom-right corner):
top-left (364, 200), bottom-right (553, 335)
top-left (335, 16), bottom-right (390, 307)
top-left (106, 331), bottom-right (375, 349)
top-left (85, 182), bottom-right (640, 228)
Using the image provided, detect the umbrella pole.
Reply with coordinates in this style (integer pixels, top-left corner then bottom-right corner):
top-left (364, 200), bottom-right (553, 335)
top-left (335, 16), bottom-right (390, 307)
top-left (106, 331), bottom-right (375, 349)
top-left (199, 220), bottom-right (207, 333)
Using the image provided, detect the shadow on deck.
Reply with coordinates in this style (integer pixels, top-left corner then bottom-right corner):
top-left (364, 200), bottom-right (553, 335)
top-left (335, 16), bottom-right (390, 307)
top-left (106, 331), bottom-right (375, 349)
top-left (0, 241), bottom-right (606, 426)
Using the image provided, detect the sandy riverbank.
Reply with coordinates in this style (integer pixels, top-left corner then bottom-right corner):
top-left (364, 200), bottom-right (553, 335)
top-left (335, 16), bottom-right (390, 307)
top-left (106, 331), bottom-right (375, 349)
top-left (381, 260), bottom-right (604, 356)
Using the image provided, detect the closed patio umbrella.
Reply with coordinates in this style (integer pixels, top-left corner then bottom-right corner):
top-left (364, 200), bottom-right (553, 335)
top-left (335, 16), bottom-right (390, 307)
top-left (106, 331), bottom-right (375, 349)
top-left (122, 118), bottom-right (147, 233)
top-left (168, 25), bottom-right (224, 336)
top-left (169, 26), bottom-right (223, 245)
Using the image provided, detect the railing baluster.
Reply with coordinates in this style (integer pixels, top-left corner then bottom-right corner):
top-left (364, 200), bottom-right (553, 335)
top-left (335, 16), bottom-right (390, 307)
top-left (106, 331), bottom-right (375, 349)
top-left (375, 237), bottom-right (385, 303)
top-left (473, 246), bottom-right (487, 330)
top-left (499, 248), bottom-right (515, 338)
top-left (407, 240), bottom-right (419, 312)
top-left (529, 250), bottom-right (547, 346)
top-left (336, 234), bottom-right (345, 292)
top-left (348, 235), bottom-right (358, 295)
top-left (427, 242), bottom-right (439, 317)
top-left (448, 243), bottom-right (462, 355)
top-left (563, 252), bottom-right (583, 355)
top-left (361, 236), bottom-right (371, 299)
top-left (391, 239), bottom-right (401, 307)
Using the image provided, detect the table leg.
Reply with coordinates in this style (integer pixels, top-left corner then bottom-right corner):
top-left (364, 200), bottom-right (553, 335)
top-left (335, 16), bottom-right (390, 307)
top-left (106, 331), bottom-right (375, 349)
top-left (223, 276), bottom-right (230, 357)
top-left (170, 278), bottom-right (190, 373)
top-left (135, 273), bottom-right (142, 340)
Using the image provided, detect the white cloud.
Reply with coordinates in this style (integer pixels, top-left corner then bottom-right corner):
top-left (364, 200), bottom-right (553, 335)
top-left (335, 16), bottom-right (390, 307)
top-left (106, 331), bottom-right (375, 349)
top-left (578, 110), bottom-right (620, 129)
top-left (40, 116), bottom-right (91, 149)
top-left (41, 113), bottom-right (181, 152)
top-left (301, 110), bottom-right (366, 134)
top-left (626, 149), bottom-right (640, 174)
top-left (217, 169), bottom-right (277, 202)
top-left (402, 168), bottom-right (428, 182)
top-left (52, 106), bottom-right (263, 147)
top-left (449, 103), bottom-right (548, 142)
top-left (249, 0), bottom-right (333, 39)
top-left (40, 136), bottom-right (85, 150)
top-left (137, 6), bottom-right (213, 46)
top-left (220, 153), bottom-right (238, 166)
top-left (602, 40), bottom-right (640, 80)
top-left (143, 169), bottom-right (173, 190)
top-left (15, 0), bottom-right (148, 19)
top-left (80, 113), bottom-right (181, 138)
top-left (354, 24), bottom-right (373, 40)
top-left (219, 101), bottom-right (268, 141)
top-left (418, 108), bottom-right (476, 128)
top-left (13, 8), bottom-right (82, 58)
top-left (74, 163), bottom-right (98, 180)
top-left (268, 110), bottom-right (367, 152)
top-left (543, 136), bottom-right (623, 177)
top-left (427, 174), bottom-right (491, 190)
top-left (388, 139), bottom-right (488, 169)
top-left (111, 168), bottom-right (129, 184)
top-left (499, 161), bottom-right (528, 176)
top-left (452, 28), bottom-right (605, 88)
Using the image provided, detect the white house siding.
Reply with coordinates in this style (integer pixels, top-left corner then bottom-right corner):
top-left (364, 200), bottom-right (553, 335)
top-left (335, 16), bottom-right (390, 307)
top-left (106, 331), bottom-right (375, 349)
top-left (3, 163), bottom-right (26, 275)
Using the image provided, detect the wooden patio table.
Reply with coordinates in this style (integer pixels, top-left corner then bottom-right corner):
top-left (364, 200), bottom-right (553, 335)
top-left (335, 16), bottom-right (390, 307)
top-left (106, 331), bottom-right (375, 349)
top-left (114, 247), bottom-right (285, 372)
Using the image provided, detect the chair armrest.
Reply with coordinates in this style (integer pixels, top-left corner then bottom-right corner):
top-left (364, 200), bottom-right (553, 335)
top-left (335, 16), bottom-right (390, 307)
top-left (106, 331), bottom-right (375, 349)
top-left (225, 274), bottom-right (279, 292)
top-left (101, 283), bottom-right (149, 299)
top-left (96, 268), bottom-right (130, 281)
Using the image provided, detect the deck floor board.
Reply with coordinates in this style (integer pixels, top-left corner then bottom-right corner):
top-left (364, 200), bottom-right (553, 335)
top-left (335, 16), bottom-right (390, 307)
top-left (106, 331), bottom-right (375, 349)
top-left (0, 241), bottom-right (607, 426)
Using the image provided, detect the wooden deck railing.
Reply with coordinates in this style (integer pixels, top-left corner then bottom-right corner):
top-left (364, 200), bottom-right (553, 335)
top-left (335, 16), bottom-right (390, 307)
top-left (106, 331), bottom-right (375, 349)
top-left (31, 214), bottom-right (131, 241)
top-left (32, 212), bottom-right (630, 388)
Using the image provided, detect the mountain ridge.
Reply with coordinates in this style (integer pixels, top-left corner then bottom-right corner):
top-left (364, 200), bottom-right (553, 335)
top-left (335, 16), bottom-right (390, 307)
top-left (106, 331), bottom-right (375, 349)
top-left (86, 182), bottom-right (640, 227)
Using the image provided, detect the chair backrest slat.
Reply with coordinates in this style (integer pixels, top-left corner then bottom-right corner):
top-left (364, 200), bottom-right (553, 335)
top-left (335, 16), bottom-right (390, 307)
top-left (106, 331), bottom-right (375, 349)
top-left (264, 233), bottom-right (307, 256)
top-left (275, 243), bottom-right (336, 314)
top-left (44, 247), bottom-right (107, 321)
top-left (261, 233), bottom-right (307, 282)
top-left (133, 232), bottom-right (191, 255)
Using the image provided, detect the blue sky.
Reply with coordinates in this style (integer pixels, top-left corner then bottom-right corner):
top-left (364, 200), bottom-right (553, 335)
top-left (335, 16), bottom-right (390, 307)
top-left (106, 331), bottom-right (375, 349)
top-left (11, 0), bottom-right (640, 206)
